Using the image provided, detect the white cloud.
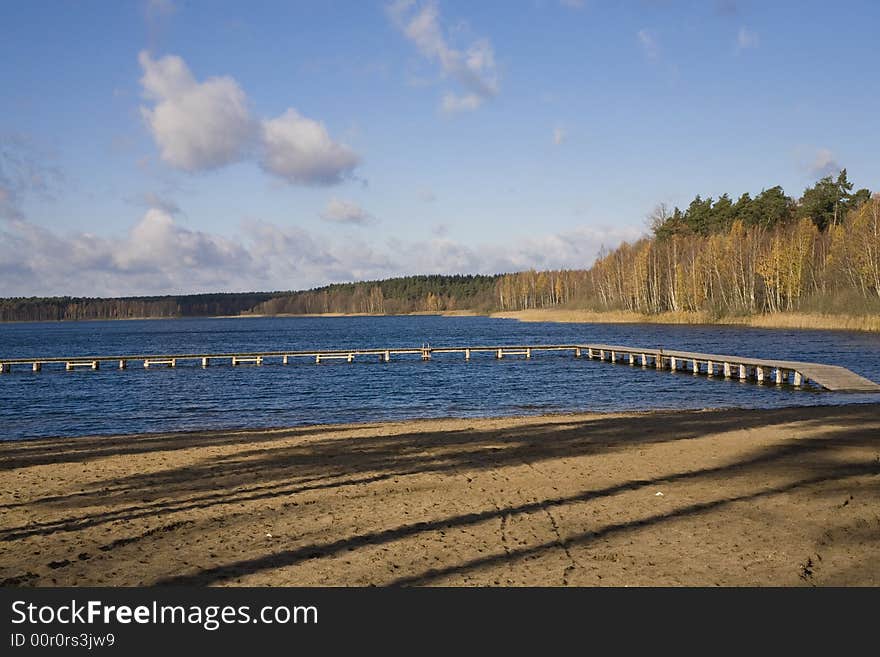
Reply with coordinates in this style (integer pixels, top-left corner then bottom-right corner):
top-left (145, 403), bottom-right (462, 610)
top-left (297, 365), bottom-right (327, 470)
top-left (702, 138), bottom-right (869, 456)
top-left (441, 93), bottom-right (484, 114)
top-left (320, 198), bottom-right (375, 225)
top-left (138, 51), bottom-right (256, 171)
top-left (637, 29), bottom-right (659, 60)
top-left (260, 110), bottom-right (360, 185)
top-left (552, 126), bottom-right (566, 145)
top-left (388, 1), bottom-right (499, 113)
top-left (809, 148), bottom-right (840, 178)
top-left (138, 52), bottom-right (360, 185)
top-left (0, 210), bottom-right (254, 296)
top-left (0, 206), bottom-right (642, 297)
top-left (736, 27), bottom-right (759, 51)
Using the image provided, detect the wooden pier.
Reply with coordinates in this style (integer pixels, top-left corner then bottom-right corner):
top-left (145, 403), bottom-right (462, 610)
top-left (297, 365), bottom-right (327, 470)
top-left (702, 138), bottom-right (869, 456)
top-left (1, 344), bottom-right (878, 392)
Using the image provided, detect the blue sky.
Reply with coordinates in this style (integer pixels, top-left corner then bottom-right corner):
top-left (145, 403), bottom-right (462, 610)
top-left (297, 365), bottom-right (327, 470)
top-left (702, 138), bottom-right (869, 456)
top-left (1, 0), bottom-right (878, 296)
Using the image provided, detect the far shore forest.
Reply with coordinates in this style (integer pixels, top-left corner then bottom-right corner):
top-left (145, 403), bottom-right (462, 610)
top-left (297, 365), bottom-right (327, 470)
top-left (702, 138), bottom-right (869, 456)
top-left (3, 171), bottom-right (879, 324)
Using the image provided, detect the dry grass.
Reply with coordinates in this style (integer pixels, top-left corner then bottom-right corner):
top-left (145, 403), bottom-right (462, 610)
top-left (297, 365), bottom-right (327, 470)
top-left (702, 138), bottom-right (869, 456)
top-left (491, 309), bottom-right (880, 332)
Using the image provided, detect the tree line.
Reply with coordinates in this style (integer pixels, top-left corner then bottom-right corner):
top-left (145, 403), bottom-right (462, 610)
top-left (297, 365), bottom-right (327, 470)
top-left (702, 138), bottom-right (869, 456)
top-left (0, 293), bottom-right (277, 322)
top-left (0, 276), bottom-right (498, 322)
top-left (495, 172), bottom-right (879, 316)
top-left (249, 275), bottom-right (498, 315)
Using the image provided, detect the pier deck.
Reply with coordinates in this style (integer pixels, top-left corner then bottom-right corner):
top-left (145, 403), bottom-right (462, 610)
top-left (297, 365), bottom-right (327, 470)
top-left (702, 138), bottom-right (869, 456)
top-left (1, 344), bottom-right (878, 393)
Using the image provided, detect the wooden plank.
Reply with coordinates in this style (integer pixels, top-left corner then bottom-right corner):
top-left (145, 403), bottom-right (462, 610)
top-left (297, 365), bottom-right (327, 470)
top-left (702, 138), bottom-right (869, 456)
top-left (1, 343), bottom-right (877, 392)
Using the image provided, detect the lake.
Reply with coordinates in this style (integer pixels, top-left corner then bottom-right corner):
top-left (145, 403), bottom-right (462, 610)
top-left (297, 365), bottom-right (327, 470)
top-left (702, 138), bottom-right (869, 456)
top-left (1, 315), bottom-right (879, 441)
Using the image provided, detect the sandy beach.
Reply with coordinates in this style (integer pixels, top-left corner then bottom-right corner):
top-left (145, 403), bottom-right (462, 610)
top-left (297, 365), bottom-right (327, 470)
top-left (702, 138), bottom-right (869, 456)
top-left (2, 404), bottom-right (879, 587)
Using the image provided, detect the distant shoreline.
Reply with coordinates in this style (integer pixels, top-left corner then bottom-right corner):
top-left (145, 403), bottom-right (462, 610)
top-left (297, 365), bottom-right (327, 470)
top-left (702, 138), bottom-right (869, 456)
top-left (2, 308), bottom-right (878, 332)
top-left (489, 309), bottom-right (880, 332)
top-left (0, 309), bottom-right (481, 324)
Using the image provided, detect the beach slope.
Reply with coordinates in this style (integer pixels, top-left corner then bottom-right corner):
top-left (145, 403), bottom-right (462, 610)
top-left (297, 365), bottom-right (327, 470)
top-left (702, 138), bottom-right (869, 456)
top-left (2, 404), bottom-right (879, 586)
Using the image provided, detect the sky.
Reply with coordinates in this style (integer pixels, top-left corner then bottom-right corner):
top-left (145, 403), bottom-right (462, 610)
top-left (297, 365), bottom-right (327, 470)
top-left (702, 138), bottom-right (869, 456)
top-left (1, 0), bottom-right (878, 297)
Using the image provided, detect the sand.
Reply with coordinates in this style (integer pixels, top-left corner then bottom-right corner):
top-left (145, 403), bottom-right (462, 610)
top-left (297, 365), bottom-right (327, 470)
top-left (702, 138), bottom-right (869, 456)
top-left (2, 404), bottom-right (879, 587)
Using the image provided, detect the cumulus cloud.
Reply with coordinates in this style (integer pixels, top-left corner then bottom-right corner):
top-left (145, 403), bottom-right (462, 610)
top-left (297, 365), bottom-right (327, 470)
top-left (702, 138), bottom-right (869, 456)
top-left (138, 52), bottom-right (360, 185)
top-left (0, 210), bottom-right (253, 296)
top-left (388, 0), bottom-right (499, 113)
top-left (552, 126), bottom-right (566, 145)
top-left (809, 148), bottom-right (841, 178)
top-left (736, 27), bottom-right (759, 51)
top-left (260, 110), bottom-right (360, 185)
top-left (0, 207), bottom-right (642, 297)
top-left (138, 51), bottom-right (255, 171)
top-left (637, 29), bottom-right (659, 60)
top-left (320, 198), bottom-right (375, 225)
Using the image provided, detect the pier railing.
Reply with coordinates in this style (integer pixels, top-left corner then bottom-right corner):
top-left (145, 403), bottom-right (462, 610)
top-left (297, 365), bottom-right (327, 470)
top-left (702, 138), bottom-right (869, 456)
top-left (1, 344), bottom-right (878, 392)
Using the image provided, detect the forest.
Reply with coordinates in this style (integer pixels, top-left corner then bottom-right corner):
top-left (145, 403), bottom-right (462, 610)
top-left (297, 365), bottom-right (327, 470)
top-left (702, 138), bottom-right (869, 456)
top-left (0, 276), bottom-right (498, 322)
top-left (495, 171), bottom-right (880, 318)
top-left (1, 171), bottom-right (877, 323)
top-left (0, 293), bottom-right (277, 323)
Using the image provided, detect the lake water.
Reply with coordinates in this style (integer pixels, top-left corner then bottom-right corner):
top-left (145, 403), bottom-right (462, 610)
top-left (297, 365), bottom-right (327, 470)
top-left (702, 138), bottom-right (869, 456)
top-left (1, 315), bottom-right (879, 441)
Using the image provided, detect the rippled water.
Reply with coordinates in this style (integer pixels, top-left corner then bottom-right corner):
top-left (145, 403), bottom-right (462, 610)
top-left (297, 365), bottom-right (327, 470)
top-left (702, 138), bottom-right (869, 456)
top-left (1, 315), bottom-right (879, 440)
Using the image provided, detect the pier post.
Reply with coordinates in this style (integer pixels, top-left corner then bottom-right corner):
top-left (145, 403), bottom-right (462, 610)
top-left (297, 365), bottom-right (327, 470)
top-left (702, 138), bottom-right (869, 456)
top-left (707, 360), bottom-right (715, 376)
top-left (655, 355), bottom-right (663, 370)
top-left (723, 362), bottom-right (732, 378)
top-left (119, 360), bottom-right (126, 369)
top-left (526, 348), bottom-right (531, 359)
top-left (315, 355), bottom-right (321, 364)
top-left (422, 349), bottom-right (432, 361)
top-left (384, 350), bottom-right (391, 363)
top-left (282, 355), bottom-right (288, 365)
top-left (670, 357), bottom-right (677, 371)
top-left (588, 348), bottom-right (595, 359)
top-left (739, 364), bottom-right (748, 380)
top-left (0, 363), bottom-right (8, 374)
top-left (575, 347), bottom-right (581, 358)
top-left (692, 359), bottom-right (700, 374)
top-left (628, 353), bottom-right (635, 365)
top-left (91, 361), bottom-right (99, 370)
top-left (611, 351), bottom-right (618, 362)
top-left (347, 354), bottom-right (354, 363)
top-left (202, 357), bottom-right (209, 367)
top-left (465, 348), bottom-right (471, 361)
top-left (756, 366), bottom-right (765, 383)
top-left (599, 350), bottom-right (606, 361)
top-left (641, 353), bottom-right (648, 367)
top-left (775, 368), bottom-right (785, 384)
top-left (32, 362), bottom-right (41, 372)
top-left (793, 371), bottom-right (803, 386)
top-left (496, 349), bottom-right (503, 359)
